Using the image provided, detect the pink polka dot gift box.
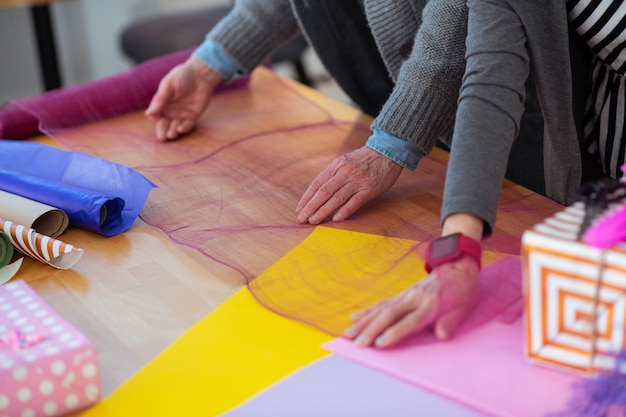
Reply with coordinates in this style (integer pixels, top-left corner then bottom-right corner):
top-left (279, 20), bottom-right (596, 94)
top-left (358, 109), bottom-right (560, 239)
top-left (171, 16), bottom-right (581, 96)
top-left (0, 280), bottom-right (100, 417)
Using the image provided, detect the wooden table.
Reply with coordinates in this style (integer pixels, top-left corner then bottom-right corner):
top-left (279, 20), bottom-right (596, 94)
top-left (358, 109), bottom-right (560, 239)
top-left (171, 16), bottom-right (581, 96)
top-left (15, 67), bottom-right (562, 404)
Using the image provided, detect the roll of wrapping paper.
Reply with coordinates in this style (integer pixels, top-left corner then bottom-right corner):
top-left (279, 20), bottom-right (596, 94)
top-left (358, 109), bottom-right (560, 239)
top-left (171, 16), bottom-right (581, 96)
top-left (0, 190), bottom-right (69, 238)
top-left (0, 167), bottom-right (122, 235)
top-left (0, 232), bottom-right (13, 268)
top-left (0, 218), bottom-right (83, 270)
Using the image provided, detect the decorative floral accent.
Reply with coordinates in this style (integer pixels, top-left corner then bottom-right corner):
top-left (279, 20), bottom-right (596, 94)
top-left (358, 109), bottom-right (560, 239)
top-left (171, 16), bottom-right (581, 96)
top-left (550, 350), bottom-right (626, 417)
top-left (0, 328), bottom-right (46, 350)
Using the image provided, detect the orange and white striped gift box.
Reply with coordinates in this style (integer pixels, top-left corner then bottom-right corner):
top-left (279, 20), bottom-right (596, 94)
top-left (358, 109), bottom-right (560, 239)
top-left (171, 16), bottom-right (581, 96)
top-left (522, 202), bottom-right (626, 376)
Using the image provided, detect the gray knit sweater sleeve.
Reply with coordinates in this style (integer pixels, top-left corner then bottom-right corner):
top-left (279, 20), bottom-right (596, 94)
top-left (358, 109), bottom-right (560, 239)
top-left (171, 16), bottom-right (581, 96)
top-left (206, 0), bottom-right (300, 74)
top-left (442, 0), bottom-right (529, 235)
top-left (368, 0), bottom-right (468, 155)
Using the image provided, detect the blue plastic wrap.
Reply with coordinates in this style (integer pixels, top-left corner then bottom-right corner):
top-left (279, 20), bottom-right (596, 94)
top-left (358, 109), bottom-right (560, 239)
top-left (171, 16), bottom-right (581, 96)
top-left (0, 141), bottom-right (155, 236)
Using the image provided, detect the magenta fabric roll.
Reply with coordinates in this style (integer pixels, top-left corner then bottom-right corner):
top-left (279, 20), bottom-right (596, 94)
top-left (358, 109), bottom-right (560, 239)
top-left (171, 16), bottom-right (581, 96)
top-left (0, 48), bottom-right (248, 139)
top-left (0, 106), bottom-right (40, 139)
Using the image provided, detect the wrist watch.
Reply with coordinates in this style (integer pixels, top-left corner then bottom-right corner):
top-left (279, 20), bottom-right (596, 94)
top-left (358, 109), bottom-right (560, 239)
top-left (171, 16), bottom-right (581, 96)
top-left (424, 232), bottom-right (482, 273)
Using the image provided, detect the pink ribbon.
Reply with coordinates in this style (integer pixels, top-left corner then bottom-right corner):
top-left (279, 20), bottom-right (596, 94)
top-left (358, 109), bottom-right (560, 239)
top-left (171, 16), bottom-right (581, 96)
top-left (0, 328), bottom-right (46, 350)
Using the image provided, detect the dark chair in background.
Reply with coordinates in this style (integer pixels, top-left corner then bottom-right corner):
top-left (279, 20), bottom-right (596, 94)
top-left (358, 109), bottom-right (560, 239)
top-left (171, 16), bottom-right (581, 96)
top-left (119, 5), bottom-right (313, 86)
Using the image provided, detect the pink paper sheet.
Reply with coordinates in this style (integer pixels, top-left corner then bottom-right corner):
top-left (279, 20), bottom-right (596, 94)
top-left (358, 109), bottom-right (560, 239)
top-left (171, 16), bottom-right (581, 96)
top-left (325, 318), bottom-right (579, 417)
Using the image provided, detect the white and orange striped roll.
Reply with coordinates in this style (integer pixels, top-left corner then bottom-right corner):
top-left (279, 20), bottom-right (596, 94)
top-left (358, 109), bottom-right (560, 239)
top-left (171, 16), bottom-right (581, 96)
top-left (0, 218), bottom-right (83, 270)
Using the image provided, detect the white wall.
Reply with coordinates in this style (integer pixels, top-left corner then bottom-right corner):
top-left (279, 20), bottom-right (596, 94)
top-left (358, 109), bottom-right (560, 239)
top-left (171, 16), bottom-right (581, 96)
top-left (0, 0), bottom-right (229, 103)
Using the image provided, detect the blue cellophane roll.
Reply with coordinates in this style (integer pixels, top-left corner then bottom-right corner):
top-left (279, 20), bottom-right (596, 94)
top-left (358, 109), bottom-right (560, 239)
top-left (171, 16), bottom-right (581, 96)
top-left (0, 141), bottom-right (155, 236)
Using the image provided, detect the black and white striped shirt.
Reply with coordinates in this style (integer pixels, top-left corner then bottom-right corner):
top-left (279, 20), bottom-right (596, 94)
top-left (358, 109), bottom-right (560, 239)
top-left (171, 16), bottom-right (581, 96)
top-left (567, 0), bottom-right (626, 178)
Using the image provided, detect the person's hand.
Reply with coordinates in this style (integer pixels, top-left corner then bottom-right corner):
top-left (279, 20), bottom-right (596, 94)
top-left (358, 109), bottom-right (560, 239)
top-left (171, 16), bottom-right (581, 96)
top-left (344, 255), bottom-right (480, 348)
top-left (296, 146), bottom-right (403, 224)
top-left (145, 56), bottom-right (223, 141)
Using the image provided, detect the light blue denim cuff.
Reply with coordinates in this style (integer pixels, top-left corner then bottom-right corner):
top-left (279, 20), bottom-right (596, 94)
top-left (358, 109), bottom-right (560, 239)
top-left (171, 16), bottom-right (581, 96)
top-left (193, 38), bottom-right (245, 83)
top-left (365, 129), bottom-right (423, 171)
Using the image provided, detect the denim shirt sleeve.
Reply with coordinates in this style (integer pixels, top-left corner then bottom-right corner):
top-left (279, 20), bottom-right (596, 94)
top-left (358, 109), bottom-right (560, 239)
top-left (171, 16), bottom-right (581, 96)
top-left (192, 38), bottom-right (245, 83)
top-left (365, 129), bottom-right (423, 171)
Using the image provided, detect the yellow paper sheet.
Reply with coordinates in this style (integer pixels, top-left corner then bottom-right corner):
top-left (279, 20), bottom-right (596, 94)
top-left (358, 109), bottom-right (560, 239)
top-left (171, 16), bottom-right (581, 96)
top-left (80, 288), bottom-right (332, 417)
top-left (249, 227), bottom-right (508, 335)
top-left (80, 227), bottom-right (508, 416)
top-left (249, 227), bottom-right (428, 335)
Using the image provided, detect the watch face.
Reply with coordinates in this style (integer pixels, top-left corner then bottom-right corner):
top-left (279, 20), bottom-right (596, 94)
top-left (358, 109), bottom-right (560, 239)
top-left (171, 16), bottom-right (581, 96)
top-left (425, 233), bottom-right (482, 273)
top-left (430, 233), bottom-right (459, 259)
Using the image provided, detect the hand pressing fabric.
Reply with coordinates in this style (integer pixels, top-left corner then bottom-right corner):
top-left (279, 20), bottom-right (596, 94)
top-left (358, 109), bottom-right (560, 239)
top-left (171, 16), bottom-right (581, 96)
top-left (296, 146), bottom-right (403, 224)
top-left (145, 56), bottom-right (223, 141)
top-left (146, 58), bottom-right (405, 225)
top-left (344, 249), bottom-right (480, 348)
top-left (346, 213), bottom-right (484, 347)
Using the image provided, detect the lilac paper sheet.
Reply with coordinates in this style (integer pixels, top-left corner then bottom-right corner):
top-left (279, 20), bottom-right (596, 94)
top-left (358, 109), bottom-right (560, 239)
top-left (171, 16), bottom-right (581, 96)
top-left (0, 141), bottom-right (155, 236)
top-left (221, 355), bottom-right (487, 417)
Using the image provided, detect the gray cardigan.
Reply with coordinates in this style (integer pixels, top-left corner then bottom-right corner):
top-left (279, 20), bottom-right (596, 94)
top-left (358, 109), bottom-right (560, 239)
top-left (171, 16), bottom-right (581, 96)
top-left (208, 0), bottom-right (468, 158)
top-left (442, 0), bottom-right (584, 234)
top-left (209, 0), bottom-right (577, 235)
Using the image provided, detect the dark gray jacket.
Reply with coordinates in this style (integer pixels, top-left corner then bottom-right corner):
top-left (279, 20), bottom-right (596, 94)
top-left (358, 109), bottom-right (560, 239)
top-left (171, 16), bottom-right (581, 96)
top-left (443, 0), bottom-right (591, 234)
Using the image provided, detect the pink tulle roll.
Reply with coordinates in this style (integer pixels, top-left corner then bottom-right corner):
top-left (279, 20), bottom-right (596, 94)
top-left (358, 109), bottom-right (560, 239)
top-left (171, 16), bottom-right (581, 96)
top-left (0, 48), bottom-right (248, 139)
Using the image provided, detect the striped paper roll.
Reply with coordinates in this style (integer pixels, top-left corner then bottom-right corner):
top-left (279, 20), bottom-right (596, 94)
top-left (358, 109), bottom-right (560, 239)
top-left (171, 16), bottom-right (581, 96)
top-left (0, 218), bottom-right (83, 270)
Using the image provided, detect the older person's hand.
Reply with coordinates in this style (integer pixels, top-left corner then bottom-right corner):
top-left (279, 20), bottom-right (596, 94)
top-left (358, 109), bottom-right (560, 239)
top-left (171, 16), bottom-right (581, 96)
top-left (145, 56), bottom-right (223, 141)
top-left (345, 214), bottom-right (484, 347)
top-left (296, 146), bottom-right (403, 224)
top-left (344, 255), bottom-right (480, 347)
